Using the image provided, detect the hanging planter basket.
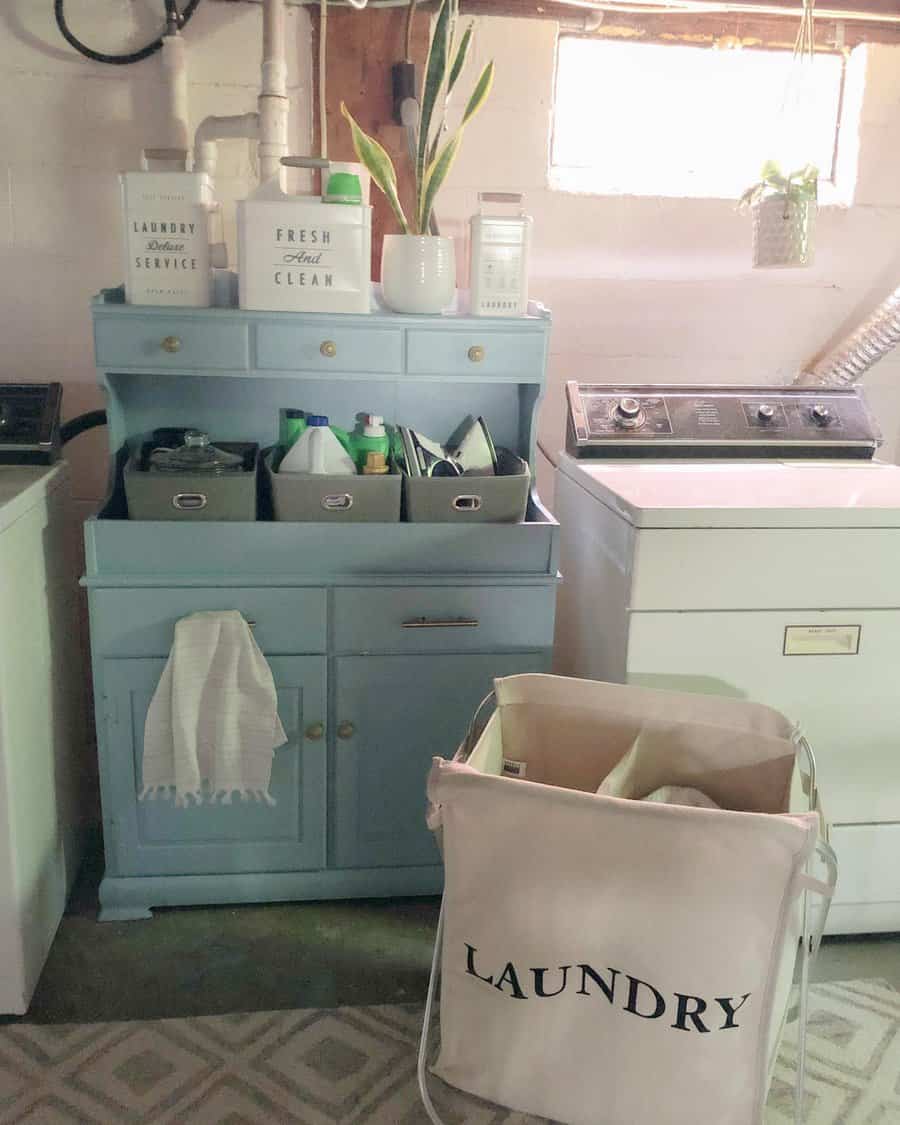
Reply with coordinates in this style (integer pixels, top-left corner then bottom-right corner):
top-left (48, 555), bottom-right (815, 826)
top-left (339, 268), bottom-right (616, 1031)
top-left (752, 192), bottom-right (817, 269)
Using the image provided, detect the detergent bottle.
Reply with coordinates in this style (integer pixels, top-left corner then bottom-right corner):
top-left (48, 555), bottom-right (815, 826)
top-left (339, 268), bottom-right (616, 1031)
top-left (279, 409), bottom-right (307, 450)
top-left (278, 415), bottom-right (357, 475)
top-left (352, 414), bottom-right (391, 472)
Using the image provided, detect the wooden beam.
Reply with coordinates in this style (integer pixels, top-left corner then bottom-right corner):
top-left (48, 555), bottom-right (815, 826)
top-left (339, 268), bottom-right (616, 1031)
top-left (458, 0), bottom-right (900, 44)
top-left (310, 6), bottom-right (430, 279)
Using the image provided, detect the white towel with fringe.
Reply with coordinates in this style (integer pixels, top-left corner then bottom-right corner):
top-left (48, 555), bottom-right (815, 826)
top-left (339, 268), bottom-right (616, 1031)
top-left (141, 610), bottom-right (286, 807)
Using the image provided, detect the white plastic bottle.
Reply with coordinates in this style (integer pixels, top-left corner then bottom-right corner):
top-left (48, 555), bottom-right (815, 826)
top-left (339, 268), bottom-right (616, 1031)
top-left (278, 415), bottom-right (356, 475)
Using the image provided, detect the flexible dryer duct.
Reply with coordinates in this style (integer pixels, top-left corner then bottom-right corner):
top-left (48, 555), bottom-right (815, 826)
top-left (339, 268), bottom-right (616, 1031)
top-left (794, 285), bottom-right (900, 386)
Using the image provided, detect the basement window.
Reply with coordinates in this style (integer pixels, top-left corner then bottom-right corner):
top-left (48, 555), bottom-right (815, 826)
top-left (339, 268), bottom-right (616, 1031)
top-left (551, 38), bottom-right (845, 200)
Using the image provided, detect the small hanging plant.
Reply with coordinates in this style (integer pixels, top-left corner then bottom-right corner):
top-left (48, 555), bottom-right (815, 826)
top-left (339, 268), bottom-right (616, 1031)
top-left (340, 0), bottom-right (494, 235)
top-left (741, 161), bottom-right (819, 270)
top-left (739, 160), bottom-right (819, 212)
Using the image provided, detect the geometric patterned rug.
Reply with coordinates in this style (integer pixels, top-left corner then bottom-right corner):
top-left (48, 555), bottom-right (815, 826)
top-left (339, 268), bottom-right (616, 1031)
top-left (0, 980), bottom-right (896, 1123)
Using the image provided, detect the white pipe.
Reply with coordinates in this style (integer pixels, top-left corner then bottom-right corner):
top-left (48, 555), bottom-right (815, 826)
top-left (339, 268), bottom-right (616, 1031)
top-left (259, 0), bottom-right (290, 181)
top-left (161, 33), bottom-right (190, 154)
top-left (194, 113), bottom-right (261, 179)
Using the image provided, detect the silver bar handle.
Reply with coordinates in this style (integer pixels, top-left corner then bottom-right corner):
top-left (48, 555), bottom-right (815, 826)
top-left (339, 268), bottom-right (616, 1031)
top-left (401, 617), bottom-right (479, 629)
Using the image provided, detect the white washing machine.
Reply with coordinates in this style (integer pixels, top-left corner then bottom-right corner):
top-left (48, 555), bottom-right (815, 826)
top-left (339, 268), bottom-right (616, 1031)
top-left (0, 385), bottom-right (87, 1013)
top-left (554, 382), bottom-right (900, 935)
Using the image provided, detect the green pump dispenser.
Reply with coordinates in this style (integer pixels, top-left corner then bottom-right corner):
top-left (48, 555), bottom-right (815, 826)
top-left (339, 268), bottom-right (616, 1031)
top-left (351, 414), bottom-right (391, 472)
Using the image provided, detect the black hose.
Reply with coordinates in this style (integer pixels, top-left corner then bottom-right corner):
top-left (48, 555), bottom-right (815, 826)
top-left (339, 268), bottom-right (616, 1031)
top-left (60, 410), bottom-right (107, 446)
top-left (54, 0), bottom-right (203, 66)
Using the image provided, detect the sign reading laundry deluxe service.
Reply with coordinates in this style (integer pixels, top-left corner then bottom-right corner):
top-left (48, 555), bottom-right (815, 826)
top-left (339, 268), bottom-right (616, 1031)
top-left (121, 171), bottom-right (215, 307)
top-left (239, 191), bottom-right (372, 314)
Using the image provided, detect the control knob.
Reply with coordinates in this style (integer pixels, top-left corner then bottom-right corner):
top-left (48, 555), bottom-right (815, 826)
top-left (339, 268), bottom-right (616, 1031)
top-left (810, 403), bottom-right (833, 427)
top-left (756, 404), bottom-right (775, 423)
top-left (614, 397), bottom-right (645, 429)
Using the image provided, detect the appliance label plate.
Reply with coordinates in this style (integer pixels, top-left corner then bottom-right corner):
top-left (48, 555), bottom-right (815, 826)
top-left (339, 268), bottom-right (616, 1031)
top-left (783, 625), bottom-right (861, 656)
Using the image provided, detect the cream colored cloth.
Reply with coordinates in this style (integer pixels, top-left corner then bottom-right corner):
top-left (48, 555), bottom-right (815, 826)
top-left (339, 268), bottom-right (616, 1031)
top-left (640, 784), bottom-right (720, 809)
top-left (597, 738), bottom-right (721, 807)
top-left (141, 611), bottom-right (286, 807)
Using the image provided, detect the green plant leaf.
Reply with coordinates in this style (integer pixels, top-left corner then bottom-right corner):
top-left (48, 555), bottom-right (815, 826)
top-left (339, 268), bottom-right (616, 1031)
top-left (447, 23), bottom-right (473, 93)
top-left (419, 131), bottom-right (463, 235)
top-left (341, 102), bottom-right (409, 233)
top-left (461, 59), bottom-right (494, 127)
top-left (416, 0), bottom-right (452, 225)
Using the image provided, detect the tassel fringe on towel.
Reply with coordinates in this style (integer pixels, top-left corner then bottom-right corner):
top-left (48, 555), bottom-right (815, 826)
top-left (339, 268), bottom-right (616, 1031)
top-left (139, 783), bottom-right (277, 807)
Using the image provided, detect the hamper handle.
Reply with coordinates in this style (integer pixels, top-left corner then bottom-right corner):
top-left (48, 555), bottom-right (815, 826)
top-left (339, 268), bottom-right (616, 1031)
top-left (460, 690), bottom-right (496, 762)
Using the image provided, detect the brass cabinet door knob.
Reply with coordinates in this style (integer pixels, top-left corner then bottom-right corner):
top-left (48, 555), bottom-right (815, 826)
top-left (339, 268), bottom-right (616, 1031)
top-left (320, 340), bottom-right (337, 358)
top-left (467, 345), bottom-right (485, 363)
top-left (161, 335), bottom-right (182, 354)
top-left (304, 722), bottom-right (325, 741)
top-left (336, 720), bottom-right (355, 740)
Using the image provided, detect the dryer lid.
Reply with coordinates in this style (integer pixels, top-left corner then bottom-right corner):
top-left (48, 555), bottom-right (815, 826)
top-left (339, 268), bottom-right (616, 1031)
top-left (558, 455), bottom-right (900, 529)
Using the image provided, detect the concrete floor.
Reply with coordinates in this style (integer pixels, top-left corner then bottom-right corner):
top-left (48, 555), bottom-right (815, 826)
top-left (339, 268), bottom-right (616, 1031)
top-left (5, 837), bottom-right (899, 1026)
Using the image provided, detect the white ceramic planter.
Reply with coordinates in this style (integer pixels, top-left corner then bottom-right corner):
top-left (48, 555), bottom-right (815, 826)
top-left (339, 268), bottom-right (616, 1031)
top-left (381, 234), bottom-right (456, 314)
top-left (752, 195), bottom-right (816, 269)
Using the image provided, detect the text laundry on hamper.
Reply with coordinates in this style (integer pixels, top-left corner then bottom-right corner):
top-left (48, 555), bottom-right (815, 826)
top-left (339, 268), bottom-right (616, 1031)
top-left (463, 946), bottom-right (751, 1032)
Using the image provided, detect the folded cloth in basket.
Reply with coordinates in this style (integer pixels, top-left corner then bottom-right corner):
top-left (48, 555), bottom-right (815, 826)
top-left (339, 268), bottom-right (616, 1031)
top-left (141, 610), bottom-right (287, 807)
top-left (640, 784), bottom-right (720, 809)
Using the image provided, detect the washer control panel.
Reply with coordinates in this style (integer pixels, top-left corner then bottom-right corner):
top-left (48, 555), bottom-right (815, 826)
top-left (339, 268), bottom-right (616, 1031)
top-left (566, 383), bottom-right (881, 459)
top-left (0, 383), bottom-right (62, 464)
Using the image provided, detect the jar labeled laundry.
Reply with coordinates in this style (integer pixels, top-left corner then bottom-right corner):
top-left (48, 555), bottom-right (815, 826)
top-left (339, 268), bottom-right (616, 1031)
top-left (120, 150), bottom-right (221, 307)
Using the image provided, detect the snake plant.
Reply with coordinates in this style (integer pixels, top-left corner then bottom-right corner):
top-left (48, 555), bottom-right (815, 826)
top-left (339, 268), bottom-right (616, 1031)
top-left (739, 161), bottom-right (819, 210)
top-left (341, 0), bottom-right (494, 235)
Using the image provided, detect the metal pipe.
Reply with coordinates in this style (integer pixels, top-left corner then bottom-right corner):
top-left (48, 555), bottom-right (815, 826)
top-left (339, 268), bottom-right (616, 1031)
top-left (194, 113), bottom-right (261, 179)
top-left (794, 286), bottom-right (900, 386)
top-left (259, 0), bottom-right (290, 181)
top-left (160, 32), bottom-right (190, 155)
top-left (548, 0), bottom-right (900, 24)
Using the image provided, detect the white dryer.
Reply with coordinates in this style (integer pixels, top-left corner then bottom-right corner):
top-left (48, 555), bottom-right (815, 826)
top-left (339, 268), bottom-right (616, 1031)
top-left (554, 382), bottom-right (900, 935)
top-left (0, 385), bottom-right (87, 1012)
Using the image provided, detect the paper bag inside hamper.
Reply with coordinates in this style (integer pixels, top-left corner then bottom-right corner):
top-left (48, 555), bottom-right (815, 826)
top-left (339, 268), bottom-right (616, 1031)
top-left (473, 677), bottom-right (796, 814)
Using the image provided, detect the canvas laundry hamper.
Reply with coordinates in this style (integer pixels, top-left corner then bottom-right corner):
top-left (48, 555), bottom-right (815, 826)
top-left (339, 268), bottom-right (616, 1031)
top-left (420, 675), bottom-right (836, 1125)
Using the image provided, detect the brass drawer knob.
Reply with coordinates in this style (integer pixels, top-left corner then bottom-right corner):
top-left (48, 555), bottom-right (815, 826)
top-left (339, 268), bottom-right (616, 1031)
top-left (336, 720), bottom-right (355, 740)
top-left (161, 335), bottom-right (182, 354)
top-left (320, 340), bottom-right (337, 358)
top-left (467, 345), bottom-right (485, 363)
top-left (304, 722), bottom-right (325, 741)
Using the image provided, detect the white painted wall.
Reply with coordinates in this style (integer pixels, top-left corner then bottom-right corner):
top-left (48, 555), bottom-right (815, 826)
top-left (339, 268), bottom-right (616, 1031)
top-left (439, 19), bottom-right (900, 508)
top-left (0, 0), bottom-right (312, 521)
top-left (2, 4), bottom-right (899, 522)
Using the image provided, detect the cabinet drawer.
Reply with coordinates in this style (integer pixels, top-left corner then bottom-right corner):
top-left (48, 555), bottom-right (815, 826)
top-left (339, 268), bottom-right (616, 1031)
top-left (406, 329), bottom-right (545, 378)
top-left (255, 323), bottom-right (402, 373)
top-left (333, 585), bottom-right (555, 653)
top-left (94, 317), bottom-right (249, 370)
top-left (90, 587), bottom-right (326, 656)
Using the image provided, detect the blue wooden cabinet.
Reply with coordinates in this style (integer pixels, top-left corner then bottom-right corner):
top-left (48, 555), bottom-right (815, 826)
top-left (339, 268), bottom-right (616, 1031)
top-left (85, 290), bottom-right (558, 920)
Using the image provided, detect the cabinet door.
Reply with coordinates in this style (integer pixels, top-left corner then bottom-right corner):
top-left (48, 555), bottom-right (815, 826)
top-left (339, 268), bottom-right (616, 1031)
top-left (101, 656), bottom-right (327, 876)
top-left (333, 652), bottom-right (547, 869)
